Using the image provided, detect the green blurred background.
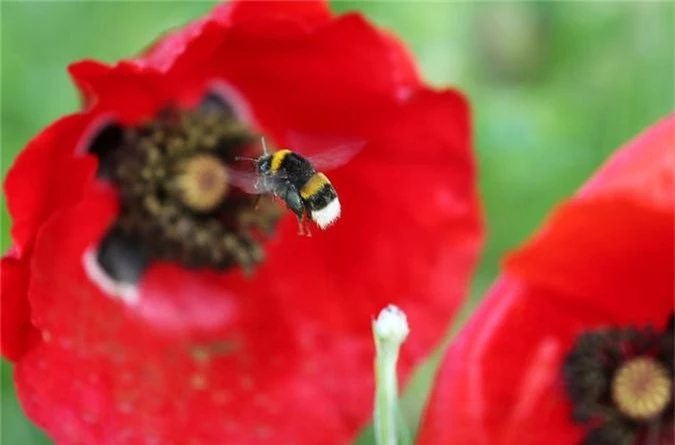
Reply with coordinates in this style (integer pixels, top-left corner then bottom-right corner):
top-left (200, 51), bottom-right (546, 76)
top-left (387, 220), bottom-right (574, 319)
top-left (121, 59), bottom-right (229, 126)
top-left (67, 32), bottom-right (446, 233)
top-left (1, 1), bottom-right (673, 443)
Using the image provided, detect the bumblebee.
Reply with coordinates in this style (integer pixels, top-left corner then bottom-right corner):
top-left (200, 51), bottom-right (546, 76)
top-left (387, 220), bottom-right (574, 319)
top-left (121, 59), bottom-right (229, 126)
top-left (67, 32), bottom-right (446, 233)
top-left (256, 148), bottom-right (341, 235)
top-left (232, 138), bottom-right (362, 235)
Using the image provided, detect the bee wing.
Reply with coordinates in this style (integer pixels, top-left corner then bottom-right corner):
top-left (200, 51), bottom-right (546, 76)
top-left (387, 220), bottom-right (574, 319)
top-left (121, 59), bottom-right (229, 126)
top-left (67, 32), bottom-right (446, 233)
top-left (227, 168), bottom-right (290, 195)
top-left (304, 141), bottom-right (366, 171)
top-left (285, 131), bottom-right (366, 171)
top-left (227, 169), bottom-right (266, 194)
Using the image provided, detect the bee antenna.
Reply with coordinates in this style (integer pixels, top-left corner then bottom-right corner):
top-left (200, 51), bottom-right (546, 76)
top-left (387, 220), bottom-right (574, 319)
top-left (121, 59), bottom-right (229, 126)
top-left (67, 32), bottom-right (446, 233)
top-left (261, 137), bottom-right (269, 155)
top-left (235, 156), bottom-right (257, 162)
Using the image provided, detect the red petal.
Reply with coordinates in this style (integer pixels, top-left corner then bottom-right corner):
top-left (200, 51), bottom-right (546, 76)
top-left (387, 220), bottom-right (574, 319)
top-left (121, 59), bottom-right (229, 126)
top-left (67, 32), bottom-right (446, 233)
top-left (578, 113), bottom-right (674, 211)
top-left (4, 114), bottom-right (97, 253)
top-left (137, 1), bottom-right (332, 73)
top-left (506, 198), bottom-right (674, 324)
top-left (161, 12), bottom-right (422, 121)
top-left (68, 60), bottom-right (174, 125)
top-left (418, 278), bottom-right (588, 445)
top-left (16, 189), bottom-right (355, 443)
top-left (224, 0), bottom-right (332, 25)
top-left (0, 250), bottom-right (40, 361)
top-left (2, 114), bottom-right (98, 362)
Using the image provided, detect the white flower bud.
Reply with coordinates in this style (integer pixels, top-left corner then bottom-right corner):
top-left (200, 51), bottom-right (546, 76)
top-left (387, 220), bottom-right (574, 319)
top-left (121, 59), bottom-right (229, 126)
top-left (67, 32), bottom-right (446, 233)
top-left (372, 304), bottom-right (410, 445)
top-left (374, 304), bottom-right (410, 345)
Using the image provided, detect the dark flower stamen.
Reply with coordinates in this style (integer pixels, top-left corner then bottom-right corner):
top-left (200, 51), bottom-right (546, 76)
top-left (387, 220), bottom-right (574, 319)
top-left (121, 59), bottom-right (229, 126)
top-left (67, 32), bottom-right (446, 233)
top-left (563, 315), bottom-right (674, 445)
top-left (89, 95), bottom-right (282, 283)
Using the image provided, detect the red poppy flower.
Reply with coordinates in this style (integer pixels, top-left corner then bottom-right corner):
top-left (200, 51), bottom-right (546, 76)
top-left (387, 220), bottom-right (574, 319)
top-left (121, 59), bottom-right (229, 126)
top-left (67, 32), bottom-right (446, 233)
top-left (1, 1), bottom-right (482, 443)
top-left (418, 115), bottom-right (674, 445)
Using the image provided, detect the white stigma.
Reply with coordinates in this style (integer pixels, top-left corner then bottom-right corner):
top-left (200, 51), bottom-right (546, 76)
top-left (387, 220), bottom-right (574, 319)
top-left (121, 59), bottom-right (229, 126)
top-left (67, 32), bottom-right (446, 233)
top-left (311, 198), bottom-right (341, 229)
top-left (374, 304), bottom-right (410, 345)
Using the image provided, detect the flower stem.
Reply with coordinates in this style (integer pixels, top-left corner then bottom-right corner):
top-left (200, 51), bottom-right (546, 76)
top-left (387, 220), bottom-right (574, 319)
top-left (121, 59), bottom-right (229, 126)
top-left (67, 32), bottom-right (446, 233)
top-left (373, 305), bottom-right (410, 445)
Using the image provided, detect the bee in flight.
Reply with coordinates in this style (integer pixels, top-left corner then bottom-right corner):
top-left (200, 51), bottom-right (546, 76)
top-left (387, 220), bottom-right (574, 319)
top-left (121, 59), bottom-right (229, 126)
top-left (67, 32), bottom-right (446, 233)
top-left (232, 137), bottom-right (363, 236)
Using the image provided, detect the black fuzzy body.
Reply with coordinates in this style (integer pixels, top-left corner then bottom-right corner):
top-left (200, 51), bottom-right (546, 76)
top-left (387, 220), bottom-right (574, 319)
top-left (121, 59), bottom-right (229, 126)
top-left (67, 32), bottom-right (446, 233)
top-left (304, 183), bottom-right (337, 212)
top-left (277, 151), bottom-right (316, 189)
top-left (257, 151), bottom-right (337, 221)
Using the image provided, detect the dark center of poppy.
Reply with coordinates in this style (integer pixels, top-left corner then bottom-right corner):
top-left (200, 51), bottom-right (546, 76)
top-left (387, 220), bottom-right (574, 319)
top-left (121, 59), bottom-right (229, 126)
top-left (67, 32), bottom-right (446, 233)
top-left (563, 315), bottom-right (674, 445)
top-left (87, 94), bottom-right (282, 287)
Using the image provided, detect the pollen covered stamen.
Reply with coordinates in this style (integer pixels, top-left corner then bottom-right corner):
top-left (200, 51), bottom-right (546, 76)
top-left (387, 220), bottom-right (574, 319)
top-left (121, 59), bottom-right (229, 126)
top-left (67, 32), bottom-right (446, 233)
top-left (176, 154), bottom-right (230, 212)
top-left (612, 357), bottom-right (672, 421)
top-left (88, 94), bottom-right (283, 275)
top-left (563, 317), bottom-right (674, 444)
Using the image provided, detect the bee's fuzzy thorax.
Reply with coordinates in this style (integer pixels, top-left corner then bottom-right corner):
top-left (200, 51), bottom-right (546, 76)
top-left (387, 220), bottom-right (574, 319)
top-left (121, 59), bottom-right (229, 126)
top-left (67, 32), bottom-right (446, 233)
top-left (270, 149), bottom-right (292, 173)
top-left (311, 198), bottom-right (341, 229)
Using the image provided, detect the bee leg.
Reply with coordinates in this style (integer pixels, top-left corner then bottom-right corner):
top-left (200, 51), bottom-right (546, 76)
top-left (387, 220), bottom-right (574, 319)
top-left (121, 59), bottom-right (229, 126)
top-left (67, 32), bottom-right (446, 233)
top-left (292, 213), bottom-right (312, 237)
top-left (297, 217), bottom-right (312, 237)
top-left (296, 215), bottom-right (306, 236)
top-left (302, 212), bottom-right (313, 237)
top-left (282, 187), bottom-right (309, 237)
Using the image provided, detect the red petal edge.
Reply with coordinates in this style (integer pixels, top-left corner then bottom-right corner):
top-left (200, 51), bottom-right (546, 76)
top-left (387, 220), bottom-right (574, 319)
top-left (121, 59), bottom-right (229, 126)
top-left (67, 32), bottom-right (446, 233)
top-left (579, 113), bottom-right (674, 211)
top-left (4, 114), bottom-right (98, 252)
top-left (1, 250), bottom-right (40, 361)
top-left (507, 114), bottom-right (674, 320)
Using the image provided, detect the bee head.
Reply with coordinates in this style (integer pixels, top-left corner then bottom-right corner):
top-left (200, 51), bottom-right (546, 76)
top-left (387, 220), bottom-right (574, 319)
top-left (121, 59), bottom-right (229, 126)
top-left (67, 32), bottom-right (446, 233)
top-left (256, 154), bottom-right (273, 175)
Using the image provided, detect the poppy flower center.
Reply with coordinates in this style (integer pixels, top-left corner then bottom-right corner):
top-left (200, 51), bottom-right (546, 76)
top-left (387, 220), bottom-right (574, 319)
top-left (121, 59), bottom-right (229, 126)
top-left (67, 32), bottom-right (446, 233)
top-left (612, 357), bottom-right (672, 421)
top-left (175, 154), bottom-right (231, 212)
top-left (87, 94), bottom-right (283, 288)
top-left (563, 316), bottom-right (674, 444)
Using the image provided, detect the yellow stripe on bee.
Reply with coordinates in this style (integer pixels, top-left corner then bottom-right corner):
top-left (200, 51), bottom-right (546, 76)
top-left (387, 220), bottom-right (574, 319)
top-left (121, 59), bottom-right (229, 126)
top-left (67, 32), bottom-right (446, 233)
top-left (270, 150), bottom-right (292, 173)
top-left (300, 173), bottom-right (331, 199)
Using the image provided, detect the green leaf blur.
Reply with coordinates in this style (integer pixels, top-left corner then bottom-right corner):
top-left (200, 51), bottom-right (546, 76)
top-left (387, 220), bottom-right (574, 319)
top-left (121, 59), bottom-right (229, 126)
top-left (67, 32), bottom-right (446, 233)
top-left (1, 2), bottom-right (673, 444)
